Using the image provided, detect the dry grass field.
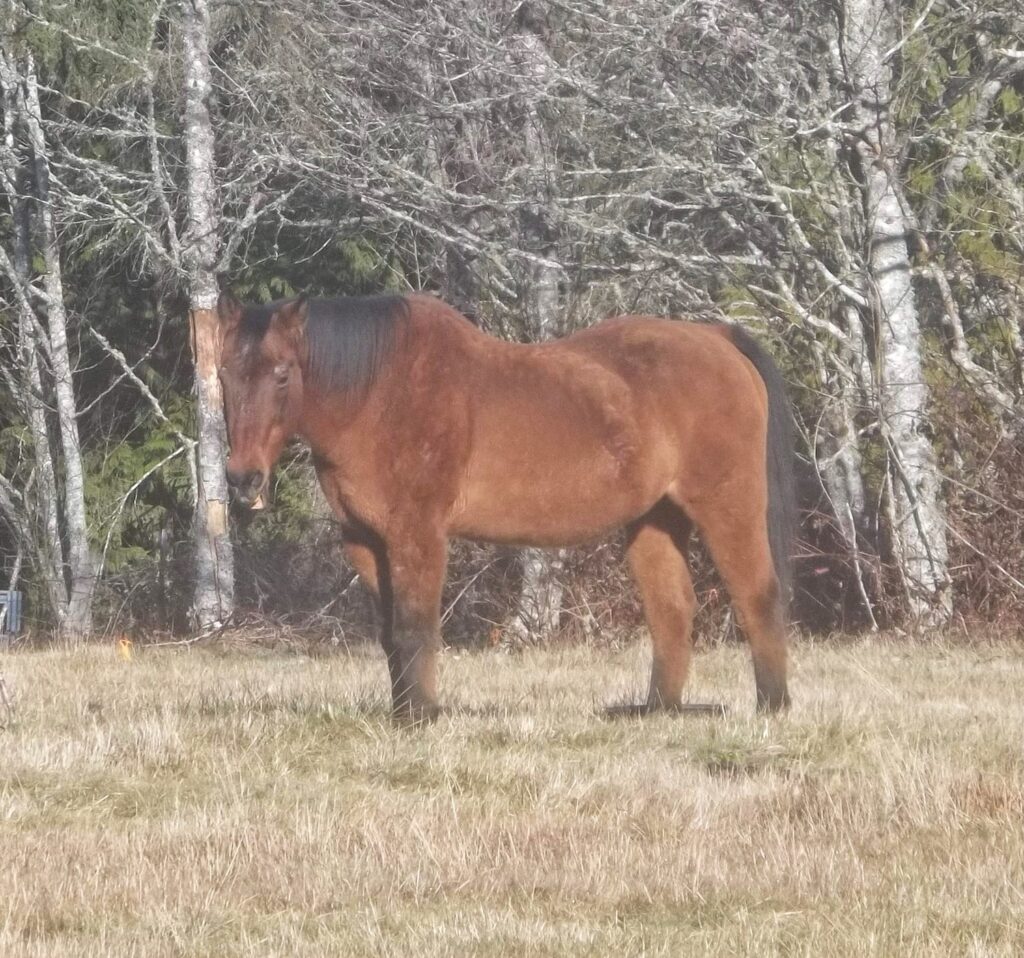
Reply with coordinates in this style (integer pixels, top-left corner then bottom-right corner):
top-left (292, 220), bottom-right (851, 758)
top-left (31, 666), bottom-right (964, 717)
top-left (1, 633), bottom-right (1023, 957)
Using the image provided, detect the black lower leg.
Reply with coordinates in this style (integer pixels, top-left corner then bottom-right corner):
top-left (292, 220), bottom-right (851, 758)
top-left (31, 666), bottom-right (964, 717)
top-left (390, 621), bottom-right (440, 723)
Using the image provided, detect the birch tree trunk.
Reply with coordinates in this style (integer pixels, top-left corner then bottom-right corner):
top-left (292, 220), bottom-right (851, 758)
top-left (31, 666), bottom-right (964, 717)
top-left (24, 55), bottom-right (95, 639)
top-left (0, 36), bottom-right (96, 639)
top-left (841, 0), bottom-right (951, 625)
top-left (0, 45), bottom-right (68, 623)
top-left (182, 0), bottom-right (233, 629)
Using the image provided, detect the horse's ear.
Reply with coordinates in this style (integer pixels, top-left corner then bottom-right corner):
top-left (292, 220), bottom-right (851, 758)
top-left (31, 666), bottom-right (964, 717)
top-left (217, 291), bottom-right (242, 332)
top-left (275, 294), bottom-right (309, 338)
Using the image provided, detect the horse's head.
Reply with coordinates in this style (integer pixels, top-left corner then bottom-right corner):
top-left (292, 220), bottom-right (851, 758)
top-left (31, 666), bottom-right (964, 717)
top-left (217, 292), bottom-right (308, 508)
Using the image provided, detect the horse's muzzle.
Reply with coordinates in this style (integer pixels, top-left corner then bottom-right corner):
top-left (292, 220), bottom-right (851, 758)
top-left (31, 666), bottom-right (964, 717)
top-left (226, 467), bottom-right (266, 507)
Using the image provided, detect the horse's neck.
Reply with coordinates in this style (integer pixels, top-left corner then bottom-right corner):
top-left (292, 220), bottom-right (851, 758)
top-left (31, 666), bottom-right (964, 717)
top-left (297, 385), bottom-right (365, 462)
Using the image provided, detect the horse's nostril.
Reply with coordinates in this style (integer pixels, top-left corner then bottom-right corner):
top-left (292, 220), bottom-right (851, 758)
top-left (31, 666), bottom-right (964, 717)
top-left (226, 468), bottom-right (263, 495)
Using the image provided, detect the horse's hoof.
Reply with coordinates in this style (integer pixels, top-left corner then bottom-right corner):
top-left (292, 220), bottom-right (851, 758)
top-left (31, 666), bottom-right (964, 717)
top-left (391, 703), bottom-right (441, 727)
top-left (755, 690), bottom-right (791, 714)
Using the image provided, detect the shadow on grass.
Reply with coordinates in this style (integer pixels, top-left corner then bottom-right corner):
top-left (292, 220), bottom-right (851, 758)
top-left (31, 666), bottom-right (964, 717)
top-left (601, 701), bottom-right (729, 720)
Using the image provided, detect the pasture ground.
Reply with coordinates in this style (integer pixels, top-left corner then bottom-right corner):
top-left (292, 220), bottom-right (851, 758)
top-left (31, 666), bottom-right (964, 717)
top-left (1, 633), bottom-right (1023, 956)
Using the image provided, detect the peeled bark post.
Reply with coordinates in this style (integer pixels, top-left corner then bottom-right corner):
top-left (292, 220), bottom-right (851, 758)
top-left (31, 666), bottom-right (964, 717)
top-left (183, 0), bottom-right (233, 629)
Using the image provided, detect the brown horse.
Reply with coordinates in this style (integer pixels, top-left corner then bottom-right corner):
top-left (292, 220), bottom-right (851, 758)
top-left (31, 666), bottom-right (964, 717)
top-left (217, 292), bottom-right (796, 721)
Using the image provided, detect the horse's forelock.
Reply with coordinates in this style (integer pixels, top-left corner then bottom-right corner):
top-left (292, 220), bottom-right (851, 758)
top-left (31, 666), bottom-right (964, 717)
top-left (237, 302), bottom-right (276, 343)
top-left (232, 295), bottom-right (408, 395)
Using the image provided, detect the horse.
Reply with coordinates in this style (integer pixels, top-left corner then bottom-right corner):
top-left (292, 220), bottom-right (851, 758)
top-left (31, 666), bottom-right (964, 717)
top-left (216, 291), bottom-right (796, 722)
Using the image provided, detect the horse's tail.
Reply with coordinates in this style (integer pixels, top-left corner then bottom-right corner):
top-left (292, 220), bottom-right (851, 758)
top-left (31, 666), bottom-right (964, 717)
top-left (725, 326), bottom-right (797, 608)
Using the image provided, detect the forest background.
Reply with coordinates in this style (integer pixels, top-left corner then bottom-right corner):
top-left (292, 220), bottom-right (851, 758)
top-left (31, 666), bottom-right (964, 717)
top-left (1, 0), bottom-right (1022, 645)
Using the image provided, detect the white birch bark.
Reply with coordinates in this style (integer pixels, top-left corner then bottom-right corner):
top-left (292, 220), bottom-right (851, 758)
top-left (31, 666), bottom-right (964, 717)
top-left (0, 47), bottom-right (68, 622)
top-left (6, 43), bottom-right (95, 638)
top-left (842, 0), bottom-right (951, 624)
top-left (182, 0), bottom-right (233, 628)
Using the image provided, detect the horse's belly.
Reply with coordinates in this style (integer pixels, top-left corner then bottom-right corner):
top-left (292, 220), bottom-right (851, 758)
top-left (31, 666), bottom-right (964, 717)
top-left (453, 351), bottom-right (678, 544)
top-left (452, 450), bottom-right (667, 546)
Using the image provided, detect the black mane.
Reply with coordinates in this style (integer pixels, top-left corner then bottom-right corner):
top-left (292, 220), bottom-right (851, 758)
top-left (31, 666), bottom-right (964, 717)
top-left (240, 295), bottom-right (409, 395)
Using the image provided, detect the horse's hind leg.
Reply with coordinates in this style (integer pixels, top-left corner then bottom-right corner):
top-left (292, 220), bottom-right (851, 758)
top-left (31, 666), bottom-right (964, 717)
top-left (685, 497), bottom-right (790, 713)
top-left (626, 503), bottom-right (697, 711)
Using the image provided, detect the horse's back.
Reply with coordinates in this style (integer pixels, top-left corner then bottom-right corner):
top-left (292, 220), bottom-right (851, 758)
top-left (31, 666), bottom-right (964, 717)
top-left (557, 316), bottom-right (759, 395)
top-left (444, 313), bottom-right (768, 544)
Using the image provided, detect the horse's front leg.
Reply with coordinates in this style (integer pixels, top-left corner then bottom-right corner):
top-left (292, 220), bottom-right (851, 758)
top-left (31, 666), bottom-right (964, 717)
top-left (340, 526), bottom-right (405, 704)
top-left (383, 530), bottom-right (448, 724)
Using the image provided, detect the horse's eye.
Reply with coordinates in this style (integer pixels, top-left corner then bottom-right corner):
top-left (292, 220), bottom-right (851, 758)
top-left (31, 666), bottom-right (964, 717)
top-left (274, 363), bottom-right (289, 386)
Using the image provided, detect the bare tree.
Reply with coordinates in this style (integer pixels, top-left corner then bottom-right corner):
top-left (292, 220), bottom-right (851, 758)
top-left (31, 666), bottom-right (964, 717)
top-left (840, 0), bottom-right (950, 623)
top-left (2, 0), bottom-right (1021, 633)
top-left (182, 0), bottom-right (233, 629)
top-left (205, 0), bottom-right (1022, 626)
top-left (0, 19), bottom-right (94, 639)
top-left (0, 41), bottom-right (67, 623)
